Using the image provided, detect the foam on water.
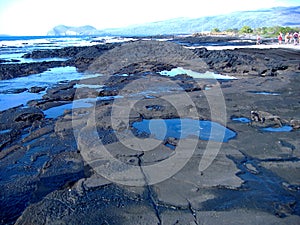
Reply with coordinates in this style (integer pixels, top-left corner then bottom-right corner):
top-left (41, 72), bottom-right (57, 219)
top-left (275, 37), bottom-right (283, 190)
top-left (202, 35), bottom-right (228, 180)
top-left (1, 36), bottom-right (94, 49)
top-left (0, 56), bottom-right (69, 64)
top-left (0, 36), bottom-right (132, 64)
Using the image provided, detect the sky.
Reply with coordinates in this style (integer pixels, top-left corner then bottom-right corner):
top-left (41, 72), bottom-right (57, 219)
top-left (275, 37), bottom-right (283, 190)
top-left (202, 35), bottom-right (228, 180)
top-left (0, 0), bottom-right (299, 36)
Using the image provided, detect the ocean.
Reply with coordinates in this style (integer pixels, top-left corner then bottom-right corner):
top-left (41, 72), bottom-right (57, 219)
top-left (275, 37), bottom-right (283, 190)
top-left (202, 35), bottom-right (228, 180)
top-left (0, 35), bottom-right (136, 62)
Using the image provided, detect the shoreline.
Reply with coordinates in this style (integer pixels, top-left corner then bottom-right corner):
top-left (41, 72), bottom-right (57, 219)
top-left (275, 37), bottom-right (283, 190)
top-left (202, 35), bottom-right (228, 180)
top-left (1, 36), bottom-right (300, 225)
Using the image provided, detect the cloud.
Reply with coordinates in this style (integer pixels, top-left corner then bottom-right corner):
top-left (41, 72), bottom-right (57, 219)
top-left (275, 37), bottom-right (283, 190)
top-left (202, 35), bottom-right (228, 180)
top-left (0, 0), bottom-right (298, 35)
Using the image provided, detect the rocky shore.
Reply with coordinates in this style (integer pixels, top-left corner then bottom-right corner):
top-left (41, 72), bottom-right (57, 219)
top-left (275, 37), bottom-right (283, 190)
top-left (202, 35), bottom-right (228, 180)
top-left (0, 36), bottom-right (300, 224)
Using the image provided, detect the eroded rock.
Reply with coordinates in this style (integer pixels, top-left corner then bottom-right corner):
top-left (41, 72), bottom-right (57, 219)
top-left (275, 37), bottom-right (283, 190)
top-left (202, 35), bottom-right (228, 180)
top-left (250, 110), bottom-right (282, 127)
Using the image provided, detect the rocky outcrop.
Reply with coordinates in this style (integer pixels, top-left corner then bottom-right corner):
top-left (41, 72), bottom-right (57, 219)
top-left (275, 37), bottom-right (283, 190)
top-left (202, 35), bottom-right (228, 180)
top-left (88, 40), bottom-right (209, 75)
top-left (0, 106), bottom-right (44, 149)
top-left (0, 61), bottom-right (65, 80)
top-left (1, 39), bottom-right (300, 224)
top-left (3, 39), bottom-right (298, 82)
top-left (250, 110), bottom-right (282, 127)
top-left (193, 47), bottom-right (300, 77)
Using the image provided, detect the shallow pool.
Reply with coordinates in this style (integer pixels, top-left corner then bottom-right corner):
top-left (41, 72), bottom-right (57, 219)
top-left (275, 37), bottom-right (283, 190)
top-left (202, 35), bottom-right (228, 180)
top-left (159, 67), bottom-right (237, 80)
top-left (262, 126), bottom-right (293, 132)
top-left (132, 118), bottom-right (236, 143)
top-left (43, 96), bottom-right (123, 118)
top-left (247, 91), bottom-right (280, 96)
top-left (231, 117), bottom-right (251, 123)
top-left (0, 67), bottom-right (101, 112)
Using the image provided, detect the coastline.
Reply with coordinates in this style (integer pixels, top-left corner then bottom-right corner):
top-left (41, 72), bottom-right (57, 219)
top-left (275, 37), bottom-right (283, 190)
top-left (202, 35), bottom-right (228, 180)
top-left (0, 35), bottom-right (300, 225)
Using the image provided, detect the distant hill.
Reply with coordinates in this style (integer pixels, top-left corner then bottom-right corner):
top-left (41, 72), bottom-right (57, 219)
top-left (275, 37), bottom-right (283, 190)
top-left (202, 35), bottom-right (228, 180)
top-left (48, 6), bottom-right (300, 36)
top-left (47, 25), bottom-right (100, 36)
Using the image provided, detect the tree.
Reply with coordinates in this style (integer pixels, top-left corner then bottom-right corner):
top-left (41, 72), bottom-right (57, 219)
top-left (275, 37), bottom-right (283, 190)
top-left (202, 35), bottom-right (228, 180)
top-left (211, 28), bottom-right (220, 33)
top-left (255, 26), bottom-right (299, 37)
top-left (240, 26), bottom-right (253, 34)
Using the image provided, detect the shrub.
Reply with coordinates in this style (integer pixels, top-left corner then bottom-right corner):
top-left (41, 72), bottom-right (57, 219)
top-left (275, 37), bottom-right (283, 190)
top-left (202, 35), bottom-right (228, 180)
top-left (240, 26), bottom-right (253, 34)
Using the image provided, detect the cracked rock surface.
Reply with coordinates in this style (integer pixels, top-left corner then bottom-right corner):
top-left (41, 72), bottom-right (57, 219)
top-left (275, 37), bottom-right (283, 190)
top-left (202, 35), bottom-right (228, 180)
top-left (1, 39), bottom-right (300, 224)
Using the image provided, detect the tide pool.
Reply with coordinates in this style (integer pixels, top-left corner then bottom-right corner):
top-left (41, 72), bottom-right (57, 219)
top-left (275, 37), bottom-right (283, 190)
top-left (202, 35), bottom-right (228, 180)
top-left (0, 66), bottom-right (100, 112)
top-left (159, 67), bottom-right (237, 80)
top-left (132, 118), bottom-right (236, 143)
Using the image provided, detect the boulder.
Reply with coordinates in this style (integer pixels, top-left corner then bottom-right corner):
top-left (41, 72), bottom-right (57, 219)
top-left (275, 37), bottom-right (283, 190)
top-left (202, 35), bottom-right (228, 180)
top-left (29, 86), bottom-right (46, 93)
top-left (290, 119), bottom-right (300, 130)
top-left (250, 110), bottom-right (282, 127)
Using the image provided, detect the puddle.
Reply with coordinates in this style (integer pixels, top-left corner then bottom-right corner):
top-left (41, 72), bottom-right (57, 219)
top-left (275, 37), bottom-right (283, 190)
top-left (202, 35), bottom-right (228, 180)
top-left (43, 96), bottom-right (123, 118)
top-left (43, 102), bottom-right (74, 118)
top-left (0, 91), bottom-right (43, 111)
top-left (231, 117), bottom-right (251, 123)
top-left (144, 95), bottom-right (157, 99)
top-left (74, 84), bottom-right (104, 89)
top-left (262, 126), bottom-right (293, 132)
top-left (165, 143), bottom-right (176, 150)
top-left (159, 67), bottom-right (237, 80)
top-left (132, 118), bottom-right (236, 143)
top-left (248, 91), bottom-right (280, 96)
top-left (146, 105), bottom-right (164, 111)
top-left (97, 95), bottom-right (123, 101)
top-left (0, 129), bottom-right (12, 134)
top-left (43, 99), bottom-right (94, 118)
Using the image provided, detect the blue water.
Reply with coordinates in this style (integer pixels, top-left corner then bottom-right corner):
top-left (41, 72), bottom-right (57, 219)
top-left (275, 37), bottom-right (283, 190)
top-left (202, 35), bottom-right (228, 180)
top-left (248, 91), bottom-right (280, 96)
top-left (0, 36), bottom-right (66, 41)
top-left (43, 96), bottom-right (123, 118)
top-left (159, 67), bottom-right (237, 80)
top-left (132, 118), bottom-right (236, 143)
top-left (0, 66), bottom-right (101, 112)
top-left (43, 100), bottom-right (93, 118)
top-left (0, 35), bottom-right (121, 64)
top-left (262, 126), bottom-right (293, 132)
top-left (0, 129), bottom-right (12, 134)
top-left (232, 117), bottom-right (251, 123)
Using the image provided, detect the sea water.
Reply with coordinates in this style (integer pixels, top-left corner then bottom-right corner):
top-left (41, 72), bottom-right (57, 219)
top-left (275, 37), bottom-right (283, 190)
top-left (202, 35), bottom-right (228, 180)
top-left (0, 66), bottom-right (100, 111)
top-left (43, 95), bottom-right (123, 118)
top-left (0, 35), bottom-right (133, 63)
top-left (132, 118), bottom-right (236, 143)
top-left (0, 36), bottom-right (234, 114)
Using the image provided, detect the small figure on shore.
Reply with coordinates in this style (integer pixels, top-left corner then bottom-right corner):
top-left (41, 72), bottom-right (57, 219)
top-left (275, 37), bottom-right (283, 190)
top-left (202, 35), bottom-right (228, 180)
top-left (278, 32), bottom-right (283, 44)
top-left (293, 31), bottom-right (299, 45)
top-left (289, 33), bottom-right (293, 43)
top-left (284, 32), bottom-right (290, 44)
top-left (256, 34), bottom-right (262, 45)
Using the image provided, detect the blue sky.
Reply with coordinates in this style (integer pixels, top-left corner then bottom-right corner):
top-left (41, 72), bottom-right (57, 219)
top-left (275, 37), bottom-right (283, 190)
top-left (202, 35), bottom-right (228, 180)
top-left (0, 0), bottom-right (299, 35)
